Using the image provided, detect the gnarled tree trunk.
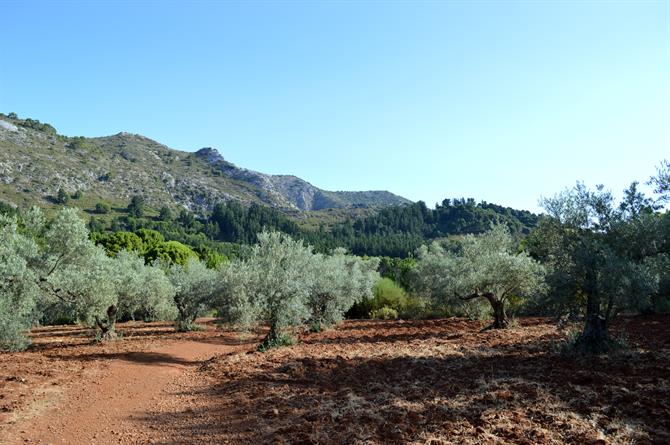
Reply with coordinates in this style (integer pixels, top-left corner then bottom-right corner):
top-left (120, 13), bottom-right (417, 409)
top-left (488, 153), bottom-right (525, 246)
top-left (575, 292), bottom-right (610, 353)
top-left (461, 292), bottom-right (509, 330)
top-left (258, 321), bottom-right (281, 351)
top-left (483, 293), bottom-right (508, 329)
top-left (489, 297), bottom-right (509, 329)
top-left (95, 305), bottom-right (118, 341)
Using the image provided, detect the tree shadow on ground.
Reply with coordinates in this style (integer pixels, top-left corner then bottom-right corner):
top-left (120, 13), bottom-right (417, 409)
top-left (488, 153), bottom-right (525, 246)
top-left (137, 317), bottom-right (670, 445)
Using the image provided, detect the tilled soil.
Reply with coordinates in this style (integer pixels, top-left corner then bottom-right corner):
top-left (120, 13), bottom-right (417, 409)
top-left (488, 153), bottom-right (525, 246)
top-left (152, 316), bottom-right (670, 445)
top-left (1, 316), bottom-right (669, 444)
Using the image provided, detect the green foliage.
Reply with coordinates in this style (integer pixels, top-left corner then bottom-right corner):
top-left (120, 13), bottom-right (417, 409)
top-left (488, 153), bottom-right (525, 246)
top-left (378, 257), bottom-right (416, 290)
top-left (158, 206), bottom-right (173, 221)
top-left (257, 329), bottom-right (296, 352)
top-left (207, 199), bottom-right (538, 258)
top-left (145, 240), bottom-right (198, 266)
top-left (135, 228), bottom-right (164, 252)
top-left (350, 277), bottom-right (408, 318)
top-left (307, 248), bottom-right (379, 328)
top-left (649, 159), bottom-right (669, 201)
top-left (414, 225), bottom-right (546, 328)
top-left (220, 232), bottom-right (378, 348)
top-left (0, 202), bottom-right (19, 217)
top-left (529, 182), bottom-right (661, 351)
top-left (168, 258), bottom-right (218, 331)
top-left (373, 278), bottom-right (409, 309)
top-left (369, 307), bottom-right (399, 320)
top-left (93, 231), bottom-right (144, 256)
top-left (15, 116), bottom-right (57, 135)
top-left (0, 215), bottom-right (39, 351)
top-left (200, 250), bottom-right (228, 269)
top-left (56, 188), bottom-right (70, 204)
top-left (32, 208), bottom-right (118, 330)
top-left (113, 250), bottom-right (176, 323)
top-left (127, 195), bottom-right (145, 218)
top-left (219, 232), bottom-right (315, 347)
top-left (94, 202), bottom-right (111, 214)
top-left (211, 201), bottom-right (302, 245)
top-left (397, 296), bottom-right (436, 319)
top-left (67, 136), bottom-right (90, 151)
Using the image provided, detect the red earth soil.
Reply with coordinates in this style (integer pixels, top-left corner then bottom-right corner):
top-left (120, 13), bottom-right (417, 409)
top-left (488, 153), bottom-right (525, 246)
top-left (1, 315), bottom-right (669, 444)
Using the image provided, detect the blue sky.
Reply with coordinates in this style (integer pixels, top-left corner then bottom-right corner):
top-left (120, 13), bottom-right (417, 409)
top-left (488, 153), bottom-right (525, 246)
top-left (1, 1), bottom-right (668, 212)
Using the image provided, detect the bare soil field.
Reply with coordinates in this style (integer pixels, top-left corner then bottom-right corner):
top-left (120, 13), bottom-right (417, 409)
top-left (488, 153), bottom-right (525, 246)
top-left (1, 316), bottom-right (669, 444)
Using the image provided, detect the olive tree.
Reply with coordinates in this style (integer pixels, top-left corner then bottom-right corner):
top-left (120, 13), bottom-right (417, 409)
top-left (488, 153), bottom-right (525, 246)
top-left (221, 231), bottom-right (315, 349)
top-left (0, 215), bottom-right (40, 350)
top-left (112, 251), bottom-right (176, 325)
top-left (415, 225), bottom-right (545, 329)
top-left (25, 208), bottom-right (117, 336)
top-left (307, 248), bottom-right (379, 329)
top-left (29, 208), bottom-right (174, 340)
top-left (49, 247), bottom-right (118, 339)
top-left (530, 182), bottom-right (658, 352)
top-left (168, 258), bottom-right (218, 331)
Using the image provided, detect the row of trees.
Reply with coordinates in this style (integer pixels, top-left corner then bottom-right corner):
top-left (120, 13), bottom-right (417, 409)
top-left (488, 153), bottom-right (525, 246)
top-left (2, 161), bottom-right (668, 354)
top-left (0, 208), bottom-right (380, 351)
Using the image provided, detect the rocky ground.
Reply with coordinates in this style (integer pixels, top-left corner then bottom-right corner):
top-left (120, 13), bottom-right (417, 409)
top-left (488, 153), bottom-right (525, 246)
top-left (1, 316), bottom-right (668, 444)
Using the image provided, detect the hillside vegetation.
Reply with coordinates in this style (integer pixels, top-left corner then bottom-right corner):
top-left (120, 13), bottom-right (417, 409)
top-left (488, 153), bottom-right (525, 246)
top-left (0, 113), bottom-right (410, 213)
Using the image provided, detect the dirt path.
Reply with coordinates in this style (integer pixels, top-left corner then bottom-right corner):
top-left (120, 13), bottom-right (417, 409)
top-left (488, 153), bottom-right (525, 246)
top-left (2, 337), bottom-right (246, 445)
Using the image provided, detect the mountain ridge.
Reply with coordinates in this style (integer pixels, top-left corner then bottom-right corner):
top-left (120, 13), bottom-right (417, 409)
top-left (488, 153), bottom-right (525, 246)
top-left (0, 114), bottom-right (411, 213)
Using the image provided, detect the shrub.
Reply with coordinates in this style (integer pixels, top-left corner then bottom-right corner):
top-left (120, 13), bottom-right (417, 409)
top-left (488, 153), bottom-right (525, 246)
top-left (370, 307), bottom-right (398, 320)
top-left (56, 188), bottom-right (70, 204)
top-left (127, 195), bottom-right (145, 218)
top-left (95, 202), bottom-right (111, 214)
top-left (348, 277), bottom-right (407, 318)
top-left (94, 231), bottom-right (144, 256)
top-left (398, 296), bottom-right (433, 319)
top-left (146, 240), bottom-right (198, 266)
top-left (372, 278), bottom-right (408, 309)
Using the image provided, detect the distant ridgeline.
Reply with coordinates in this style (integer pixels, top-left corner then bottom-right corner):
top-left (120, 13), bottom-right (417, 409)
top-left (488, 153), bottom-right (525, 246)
top-left (0, 112), bottom-right (539, 258)
top-left (86, 199), bottom-right (539, 258)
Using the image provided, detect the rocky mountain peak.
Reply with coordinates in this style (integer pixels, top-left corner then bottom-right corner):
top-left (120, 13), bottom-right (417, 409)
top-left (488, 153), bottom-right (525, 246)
top-left (194, 147), bottom-right (225, 164)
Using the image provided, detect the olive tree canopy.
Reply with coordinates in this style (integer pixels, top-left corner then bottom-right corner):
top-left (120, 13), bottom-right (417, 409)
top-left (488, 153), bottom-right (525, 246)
top-left (415, 225), bottom-right (545, 329)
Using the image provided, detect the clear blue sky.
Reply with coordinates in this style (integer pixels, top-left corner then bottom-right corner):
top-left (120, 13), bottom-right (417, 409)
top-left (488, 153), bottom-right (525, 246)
top-left (1, 1), bottom-right (668, 212)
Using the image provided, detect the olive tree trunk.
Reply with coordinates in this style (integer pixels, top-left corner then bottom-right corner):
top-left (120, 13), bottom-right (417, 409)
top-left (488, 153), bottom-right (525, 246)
top-left (575, 292), bottom-right (611, 353)
top-left (95, 305), bottom-right (118, 341)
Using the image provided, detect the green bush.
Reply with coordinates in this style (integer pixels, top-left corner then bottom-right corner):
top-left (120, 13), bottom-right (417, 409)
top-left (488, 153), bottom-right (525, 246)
top-left (146, 240), bottom-right (198, 266)
top-left (373, 277), bottom-right (408, 308)
top-left (257, 329), bottom-right (296, 352)
top-left (370, 307), bottom-right (398, 320)
top-left (398, 296), bottom-right (432, 319)
top-left (348, 277), bottom-right (408, 318)
top-left (95, 202), bottom-right (111, 214)
top-left (56, 188), bottom-right (70, 204)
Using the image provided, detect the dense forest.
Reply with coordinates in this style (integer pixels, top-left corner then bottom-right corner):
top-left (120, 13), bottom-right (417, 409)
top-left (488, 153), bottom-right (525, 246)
top-left (86, 198), bottom-right (539, 259)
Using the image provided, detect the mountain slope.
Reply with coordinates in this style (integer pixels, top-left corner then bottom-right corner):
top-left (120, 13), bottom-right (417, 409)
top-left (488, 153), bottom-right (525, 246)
top-left (0, 114), bottom-right (411, 213)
